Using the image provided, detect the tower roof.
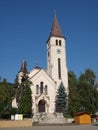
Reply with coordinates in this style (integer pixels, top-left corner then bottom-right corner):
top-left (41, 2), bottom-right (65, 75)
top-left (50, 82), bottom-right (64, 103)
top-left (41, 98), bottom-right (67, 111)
top-left (19, 60), bottom-right (28, 73)
top-left (49, 13), bottom-right (64, 38)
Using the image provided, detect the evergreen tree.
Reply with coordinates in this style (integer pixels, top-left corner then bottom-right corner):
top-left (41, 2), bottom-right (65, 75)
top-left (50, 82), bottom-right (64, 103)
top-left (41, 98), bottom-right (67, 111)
top-left (16, 61), bottom-right (32, 118)
top-left (12, 74), bottom-right (19, 99)
top-left (56, 82), bottom-right (67, 114)
top-left (18, 79), bottom-right (32, 117)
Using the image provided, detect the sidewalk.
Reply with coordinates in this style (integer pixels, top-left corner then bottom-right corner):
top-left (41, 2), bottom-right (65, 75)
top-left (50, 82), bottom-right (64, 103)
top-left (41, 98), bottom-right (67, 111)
top-left (0, 124), bottom-right (98, 130)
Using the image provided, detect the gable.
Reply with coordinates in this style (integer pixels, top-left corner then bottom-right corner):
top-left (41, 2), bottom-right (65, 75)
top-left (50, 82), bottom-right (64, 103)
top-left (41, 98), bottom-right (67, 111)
top-left (29, 68), bottom-right (56, 86)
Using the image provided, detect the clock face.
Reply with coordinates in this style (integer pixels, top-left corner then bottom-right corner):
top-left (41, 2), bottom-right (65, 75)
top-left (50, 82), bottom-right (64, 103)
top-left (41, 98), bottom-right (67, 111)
top-left (57, 49), bottom-right (61, 54)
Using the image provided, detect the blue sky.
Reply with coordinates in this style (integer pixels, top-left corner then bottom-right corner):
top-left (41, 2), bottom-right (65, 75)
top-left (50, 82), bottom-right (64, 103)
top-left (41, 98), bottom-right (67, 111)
top-left (0, 0), bottom-right (98, 83)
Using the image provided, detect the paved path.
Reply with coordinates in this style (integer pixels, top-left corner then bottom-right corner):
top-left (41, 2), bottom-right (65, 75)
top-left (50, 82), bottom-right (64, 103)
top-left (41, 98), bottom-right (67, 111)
top-left (0, 124), bottom-right (98, 130)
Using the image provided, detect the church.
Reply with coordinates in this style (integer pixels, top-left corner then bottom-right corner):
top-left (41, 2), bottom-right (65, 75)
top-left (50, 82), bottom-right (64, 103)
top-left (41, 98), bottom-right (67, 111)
top-left (12, 13), bottom-right (68, 115)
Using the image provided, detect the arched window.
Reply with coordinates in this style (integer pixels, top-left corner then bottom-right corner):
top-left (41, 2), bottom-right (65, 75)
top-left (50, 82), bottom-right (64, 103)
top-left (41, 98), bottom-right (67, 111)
top-left (45, 85), bottom-right (48, 95)
top-left (56, 39), bottom-right (58, 46)
top-left (36, 85), bottom-right (39, 94)
top-left (59, 40), bottom-right (61, 46)
top-left (40, 82), bottom-right (43, 94)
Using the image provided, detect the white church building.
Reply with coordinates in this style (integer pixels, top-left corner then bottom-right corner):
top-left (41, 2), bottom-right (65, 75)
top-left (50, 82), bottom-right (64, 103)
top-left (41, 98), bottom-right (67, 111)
top-left (12, 14), bottom-right (68, 115)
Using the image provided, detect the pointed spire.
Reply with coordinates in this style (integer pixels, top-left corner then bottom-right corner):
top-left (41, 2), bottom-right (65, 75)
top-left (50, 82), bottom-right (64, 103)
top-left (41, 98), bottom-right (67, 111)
top-left (19, 60), bottom-right (28, 73)
top-left (49, 11), bottom-right (64, 38)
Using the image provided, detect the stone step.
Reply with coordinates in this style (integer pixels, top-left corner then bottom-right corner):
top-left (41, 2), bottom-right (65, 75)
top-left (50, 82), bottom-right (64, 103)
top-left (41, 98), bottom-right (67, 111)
top-left (40, 117), bottom-right (67, 124)
top-left (33, 112), bottom-right (68, 124)
top-left (39, 113), bottom-right (67, 124)
top-left (33, 112), bottom-right (46, 123)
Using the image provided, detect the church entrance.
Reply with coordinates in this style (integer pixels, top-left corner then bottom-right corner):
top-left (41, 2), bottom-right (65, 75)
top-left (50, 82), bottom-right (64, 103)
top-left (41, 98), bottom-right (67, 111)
top-left (38, 100), bottom-right (45, 112)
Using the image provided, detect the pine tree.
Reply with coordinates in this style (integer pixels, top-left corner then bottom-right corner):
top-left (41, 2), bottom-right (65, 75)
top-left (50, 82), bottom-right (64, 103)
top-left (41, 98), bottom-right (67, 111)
top-left (16, 60), bottom-right (32, 118)
top-left (56, 82), bottom-right (67, 114)
top-left (12, 75), bottom-right (19, 99)
top-left (18, 79), bottom-right (32, 117)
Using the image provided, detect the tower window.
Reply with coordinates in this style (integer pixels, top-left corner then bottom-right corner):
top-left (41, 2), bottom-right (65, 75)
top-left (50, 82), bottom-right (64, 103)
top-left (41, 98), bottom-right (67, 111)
top-left (59, 40), bottom-right (61, 46)
top-left (58, 58), bottom-right (61, 79)
top-left (36, 85), bottom-right (39, 94)
top-left (40, 82), bottom-right (43, 94)
top-left (56, 39), bottom-right (58, 45)
top-left (45, 85), bottom-right (48, 95)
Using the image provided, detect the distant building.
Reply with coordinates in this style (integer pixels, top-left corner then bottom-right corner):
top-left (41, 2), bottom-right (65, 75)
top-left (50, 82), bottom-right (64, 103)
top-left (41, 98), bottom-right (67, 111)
top-left (12, 13), bottom-right (68, 114)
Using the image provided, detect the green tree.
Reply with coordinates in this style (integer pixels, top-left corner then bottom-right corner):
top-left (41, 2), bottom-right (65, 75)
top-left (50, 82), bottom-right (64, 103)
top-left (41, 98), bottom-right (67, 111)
top-left (68, 71), bottom-right (79, 116)
top-left (79, 69), bottom-right (96, 86)
top-left (16, 61), bottom-right (32, 118)
top-left (56, 82), bottom-right (67, 114)
top-left (94, 89), bottom-right (98, 112)
top-left (18, 84), bottom-right (32, 117)
top-left (77, 69), bottom-right (96, 114)
top-left (12, 75), bottom-right (19, 97)
top-left (0, 79), bottom-right (13, 119)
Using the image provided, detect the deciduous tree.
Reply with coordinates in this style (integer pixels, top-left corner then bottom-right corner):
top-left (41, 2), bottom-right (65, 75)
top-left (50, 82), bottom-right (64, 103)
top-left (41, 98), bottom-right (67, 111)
top-left (68, 71), bottom-right (79, 116)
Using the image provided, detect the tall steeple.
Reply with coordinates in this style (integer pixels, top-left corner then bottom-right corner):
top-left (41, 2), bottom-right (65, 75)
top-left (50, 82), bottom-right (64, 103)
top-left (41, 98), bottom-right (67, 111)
top-left (47, 12), bottom-right (68, 91)
top-left (19, 60), bottom-right (27, 73)
top-left (49, 12), bottom-right (64, 38)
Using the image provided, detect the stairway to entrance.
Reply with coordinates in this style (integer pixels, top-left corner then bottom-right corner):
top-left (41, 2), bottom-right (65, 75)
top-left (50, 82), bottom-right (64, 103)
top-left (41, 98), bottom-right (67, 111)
top-left (33, 113), bottom-right (67, 125)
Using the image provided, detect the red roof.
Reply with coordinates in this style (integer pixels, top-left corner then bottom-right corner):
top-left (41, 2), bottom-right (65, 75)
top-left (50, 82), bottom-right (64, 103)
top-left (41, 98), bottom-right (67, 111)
top-left (49, 13), bottom-right (64, 38)
top-left (74, 112), bottom-right (91, 116)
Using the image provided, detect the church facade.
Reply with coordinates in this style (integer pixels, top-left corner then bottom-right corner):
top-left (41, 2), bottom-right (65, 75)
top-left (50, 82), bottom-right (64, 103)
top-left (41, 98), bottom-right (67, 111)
top-left (12, 14), bottom-right (68, 114)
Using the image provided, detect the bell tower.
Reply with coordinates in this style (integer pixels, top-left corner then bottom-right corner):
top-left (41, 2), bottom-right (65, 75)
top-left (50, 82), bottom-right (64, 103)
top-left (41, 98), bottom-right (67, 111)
top-left (47, 13), bottom-right (68, 91)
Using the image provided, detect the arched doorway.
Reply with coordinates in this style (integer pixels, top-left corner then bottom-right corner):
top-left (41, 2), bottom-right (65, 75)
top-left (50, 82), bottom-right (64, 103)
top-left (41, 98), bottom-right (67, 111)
top-left (38, 100), bottom-right (45, 112)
